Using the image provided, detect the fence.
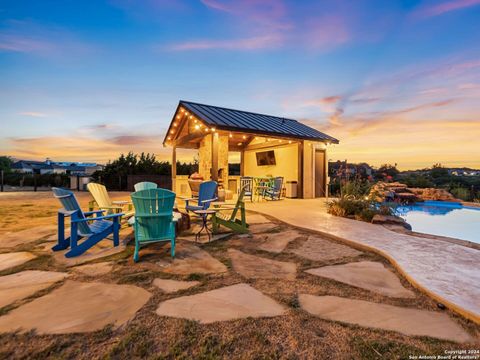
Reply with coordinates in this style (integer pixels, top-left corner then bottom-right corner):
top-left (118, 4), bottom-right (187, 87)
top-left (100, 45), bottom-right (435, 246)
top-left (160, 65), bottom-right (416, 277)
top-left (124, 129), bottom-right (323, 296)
top-left (0, 171), bottom-right (70, 192)
top-left (127, 174), bottom-right (172, 192)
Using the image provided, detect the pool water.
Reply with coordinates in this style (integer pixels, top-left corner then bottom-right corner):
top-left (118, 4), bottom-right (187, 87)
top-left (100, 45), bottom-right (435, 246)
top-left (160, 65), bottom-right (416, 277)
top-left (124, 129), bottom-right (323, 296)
top-left (395, 201), bottom-right (480, 244)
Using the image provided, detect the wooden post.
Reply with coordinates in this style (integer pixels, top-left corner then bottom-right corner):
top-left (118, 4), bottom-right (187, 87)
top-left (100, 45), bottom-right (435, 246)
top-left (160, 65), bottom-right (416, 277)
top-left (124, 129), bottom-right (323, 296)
top-left (240, 150), bottom-right (245, 177)
top-left (211, 133), bottom-right (219, 181)
top-left (172, 144), bottom-right (177, 192)
top-left (297, 141), bottom-right (304, 198)
top-left (34, 173), bottom-right (37, 192)
top-left (0, 170), bottom-right (3, 192)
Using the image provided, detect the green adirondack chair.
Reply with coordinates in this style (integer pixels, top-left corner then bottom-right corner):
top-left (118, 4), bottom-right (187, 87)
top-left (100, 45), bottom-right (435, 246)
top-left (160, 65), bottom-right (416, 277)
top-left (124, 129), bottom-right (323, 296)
top-left (87, 182), bottom-right (134, 218)
top-left (212, 188), bottom-right (249, 234)
top-left (130, 188), bottom-right (176, 262)
top-left (134, 181), bottom-right (158, 191)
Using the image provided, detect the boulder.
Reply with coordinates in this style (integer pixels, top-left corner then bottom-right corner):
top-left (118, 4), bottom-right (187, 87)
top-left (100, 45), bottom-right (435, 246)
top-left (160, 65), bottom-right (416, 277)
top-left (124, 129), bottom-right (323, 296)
top-left (408, 188), bottom-right (458, 202)
top-left (371, 215), bottom-right (412, 230)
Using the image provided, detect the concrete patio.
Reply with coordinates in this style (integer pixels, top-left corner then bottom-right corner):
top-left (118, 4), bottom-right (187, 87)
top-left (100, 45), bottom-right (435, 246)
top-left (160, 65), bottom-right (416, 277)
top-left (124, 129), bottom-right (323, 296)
top-left (247, 198), bottom-right (480, 324)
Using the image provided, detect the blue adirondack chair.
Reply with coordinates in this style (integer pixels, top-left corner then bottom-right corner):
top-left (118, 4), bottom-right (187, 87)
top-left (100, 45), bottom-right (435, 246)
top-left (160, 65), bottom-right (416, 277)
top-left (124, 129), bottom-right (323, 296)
top-left (184, 180), bottom-right (218, 213)
top-left (134, 181), bottom-right (158, 192)
top-left (130, 188), bottom-right (176, 262)
top-left (52, 187), bottom-right (123, 258)
top-left (264, 177), bottom-right (284, 200)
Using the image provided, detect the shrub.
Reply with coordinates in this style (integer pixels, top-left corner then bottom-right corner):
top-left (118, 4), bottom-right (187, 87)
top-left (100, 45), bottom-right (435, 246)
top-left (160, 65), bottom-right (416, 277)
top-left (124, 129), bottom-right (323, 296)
top-left (340, 179), bottom-right (371, 199)
top-left (450, 186), bottom-right (471, 201)
top-left (355, 208), bottom-right (378, 222)
top-left (327, 196), bottom-right (397, 223)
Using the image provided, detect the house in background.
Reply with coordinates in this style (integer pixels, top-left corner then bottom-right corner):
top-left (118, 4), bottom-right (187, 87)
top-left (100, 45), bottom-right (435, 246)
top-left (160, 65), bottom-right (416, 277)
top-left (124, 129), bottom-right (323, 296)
top-left (163, 100), bottom-right (339, 199)
top-left (11, 158), bottom-right (103, 175)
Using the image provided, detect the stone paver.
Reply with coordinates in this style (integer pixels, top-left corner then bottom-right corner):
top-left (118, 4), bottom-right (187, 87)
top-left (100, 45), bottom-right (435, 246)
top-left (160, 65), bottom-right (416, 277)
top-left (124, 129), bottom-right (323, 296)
top-left (153, 278), bottom-right (200, 293)
top-left (257, 229), bottom-right (302, 253)
top-left (0, 252), bottom-right (37, 272)
top-left (53, 239), bottom-right (128, 267)
top-left (248, 222), bottom-right (280, 234)
top-left (291, 236), bottom-right (362, 262)
top-left (299, 295), bottom-right (472, 343)
top-left (72, 262), bottom-right (113, 276)
top-left (306, 261), bottom-right (415, 298)
top-left (0, 280), bottom-right (151, 334)
top-left (0, 225), bottom-right (57, 249)
top-left (0, 270), bottom-right (68, 308)
top-left (228, 249), bottom-right (296, 280)
top-left (247, 199), bottom-right (480, 322)
top-left (156, 283), bottom-right (286, 323)
top-left (160, 242), bottom-right (227, 275)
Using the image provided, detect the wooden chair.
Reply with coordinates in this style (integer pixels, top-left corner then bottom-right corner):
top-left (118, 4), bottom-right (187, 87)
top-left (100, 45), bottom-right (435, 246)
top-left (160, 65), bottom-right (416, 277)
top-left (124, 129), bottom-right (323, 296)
top-left (239, 176), bottom-right (254, 202)
top-left (212, 188), bottom-right (249, 234)
top-left (134, 181), bottom-right (158, 192)
top-left (184, 181), bottom-right (218, 213)
top-left (87, 182), bottom-right (133, 218)
top-left (52, 187), bottom-right (122, 258)
top-left (130, 188), bottom-right (176, 262)
top-left (264, 177), bottom-right (284, 200)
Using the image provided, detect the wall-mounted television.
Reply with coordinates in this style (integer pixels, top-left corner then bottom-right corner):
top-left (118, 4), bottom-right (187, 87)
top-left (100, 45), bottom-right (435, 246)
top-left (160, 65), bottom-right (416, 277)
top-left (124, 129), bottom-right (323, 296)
top-left (256, 150), bottom-right (276, 166)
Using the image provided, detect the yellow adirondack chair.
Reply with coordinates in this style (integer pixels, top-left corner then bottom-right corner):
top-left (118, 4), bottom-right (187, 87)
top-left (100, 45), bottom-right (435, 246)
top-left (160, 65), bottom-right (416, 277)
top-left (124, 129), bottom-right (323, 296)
top-left (87, 183), bottom-right (134, 218)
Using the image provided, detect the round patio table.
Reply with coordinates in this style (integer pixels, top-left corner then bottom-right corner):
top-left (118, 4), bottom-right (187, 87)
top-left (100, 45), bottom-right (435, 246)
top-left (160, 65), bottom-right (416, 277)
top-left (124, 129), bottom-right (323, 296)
top-left (193, 209), bottom-right (216, 242)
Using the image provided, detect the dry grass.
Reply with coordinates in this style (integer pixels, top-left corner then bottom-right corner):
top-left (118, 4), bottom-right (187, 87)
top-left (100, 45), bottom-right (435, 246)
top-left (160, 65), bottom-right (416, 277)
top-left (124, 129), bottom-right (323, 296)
top-left (0, 191), bottom-right (479, 359)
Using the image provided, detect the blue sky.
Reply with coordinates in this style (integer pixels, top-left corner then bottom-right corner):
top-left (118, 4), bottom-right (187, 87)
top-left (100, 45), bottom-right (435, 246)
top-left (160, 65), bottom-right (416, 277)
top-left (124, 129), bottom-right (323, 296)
top-left (1, 0), bottom-right (479, 169)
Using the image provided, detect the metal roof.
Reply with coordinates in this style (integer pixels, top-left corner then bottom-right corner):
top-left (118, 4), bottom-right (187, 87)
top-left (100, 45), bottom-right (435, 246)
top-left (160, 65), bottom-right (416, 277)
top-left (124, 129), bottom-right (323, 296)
top-left (167, 100), bottom-right (339, 144)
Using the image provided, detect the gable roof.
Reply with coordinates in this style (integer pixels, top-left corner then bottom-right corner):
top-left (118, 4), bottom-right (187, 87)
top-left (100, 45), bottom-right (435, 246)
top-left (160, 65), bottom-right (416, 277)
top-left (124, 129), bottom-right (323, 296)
top-left (165, 100), bottom-right (339, 144)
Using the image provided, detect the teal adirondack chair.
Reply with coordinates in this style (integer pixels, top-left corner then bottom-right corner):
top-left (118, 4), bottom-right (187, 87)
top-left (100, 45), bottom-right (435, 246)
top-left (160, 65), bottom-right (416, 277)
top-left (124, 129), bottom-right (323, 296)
top-left (130, 188), bottom-right (176, 262)
top-left (134, 181), bottom-right (158, 192)
top-left (52, 187), bottom-right (123, 258)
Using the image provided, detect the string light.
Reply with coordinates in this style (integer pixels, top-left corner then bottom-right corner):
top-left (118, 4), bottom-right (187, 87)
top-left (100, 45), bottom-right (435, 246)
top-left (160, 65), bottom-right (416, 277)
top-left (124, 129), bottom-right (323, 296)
top-left (189, 115), bottom-right (193, 119)
top-left (205, 128), bottom-right (209, 132)
top-left (237, 142), bottom-right (242, 146)
top-left (195, 124), bottom-right (200, 130)
top-left (167, 136), bottom-right (171, 140)
top-left (242, 135), bottom-right (246, 139)
top-left (185, 111), bottom-right (189, 116)
top-left (176, 115), bottom-right (181, 119)
top-left (211, 128), bottom-right (216, 132)
top-left (180, 108), bottom-right (184, 113)
top-left (229, 133), bottom-right (233, 138)
top-left (170, 130), bottom-right (174, 134)
top-left (194, 119), bottom-right (198, 123)
top-left (288, 140), bottom-right (292, 144)
top-left (173, 122), bottom-right (177, 127)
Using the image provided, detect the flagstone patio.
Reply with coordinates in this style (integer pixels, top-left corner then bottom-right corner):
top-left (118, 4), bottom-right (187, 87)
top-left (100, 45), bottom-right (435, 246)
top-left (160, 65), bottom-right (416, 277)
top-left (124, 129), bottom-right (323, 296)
top-left (228, 249), bottom-right (297, 280)
top-left (156, 283), bottom-right (286, 324)
top-left (0, 191), bottom-right (477, 358)
top-left (305, 261), bottom-right (415, 298)
top-left (299, 294), bottom-right (472, 343)
top-left (0, 251), bottom-right (37, 272)
top-left (0, 270), bottom-right (68, 308)
top-left (0, 280), bottom-right (151, 334)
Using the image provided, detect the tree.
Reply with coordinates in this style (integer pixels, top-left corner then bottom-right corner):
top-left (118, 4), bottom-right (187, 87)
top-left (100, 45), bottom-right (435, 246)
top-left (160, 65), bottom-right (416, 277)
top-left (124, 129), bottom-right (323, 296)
top-left (430, 163), bottom-right (449, 179)
top-left (0, 156), bottom-right (13, 173)
top-left (375, 164), bottom-right (399, 181)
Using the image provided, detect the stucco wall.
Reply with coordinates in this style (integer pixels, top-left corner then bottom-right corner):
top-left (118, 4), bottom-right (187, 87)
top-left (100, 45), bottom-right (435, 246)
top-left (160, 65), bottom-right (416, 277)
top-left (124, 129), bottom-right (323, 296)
top-left (243, 143), bottom-right (299, 182)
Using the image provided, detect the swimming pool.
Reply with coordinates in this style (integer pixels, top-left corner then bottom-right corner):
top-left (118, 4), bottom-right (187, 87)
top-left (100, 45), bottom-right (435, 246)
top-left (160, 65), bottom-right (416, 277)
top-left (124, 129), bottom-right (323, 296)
top-left (395, 201), bottom-right (480, 244)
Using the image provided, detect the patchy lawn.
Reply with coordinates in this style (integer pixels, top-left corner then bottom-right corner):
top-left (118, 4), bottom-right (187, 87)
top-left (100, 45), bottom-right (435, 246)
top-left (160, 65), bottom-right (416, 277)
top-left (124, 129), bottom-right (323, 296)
top-left (0, 191), bottom-right (478, 359)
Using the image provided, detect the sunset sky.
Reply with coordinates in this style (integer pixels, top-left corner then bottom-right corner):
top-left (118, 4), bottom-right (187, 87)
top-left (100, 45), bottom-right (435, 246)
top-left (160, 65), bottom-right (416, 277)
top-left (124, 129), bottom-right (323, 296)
top-left (1, 0), bottom-right (479, 170)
